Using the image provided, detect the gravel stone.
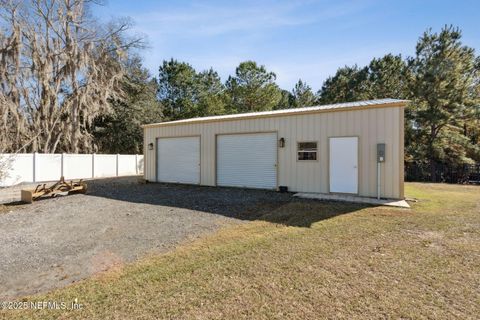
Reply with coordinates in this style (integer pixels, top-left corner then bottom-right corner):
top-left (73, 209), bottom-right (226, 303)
top-left (0, 177), bottom-right (291, 298)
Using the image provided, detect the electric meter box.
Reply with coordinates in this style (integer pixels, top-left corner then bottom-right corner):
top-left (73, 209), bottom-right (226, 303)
top-left (377, 143), bottom-right (386, 162)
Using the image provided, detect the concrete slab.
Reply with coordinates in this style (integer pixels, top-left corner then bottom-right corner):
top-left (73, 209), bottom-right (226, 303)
top-left (293, 193), bottom-right (410, 208)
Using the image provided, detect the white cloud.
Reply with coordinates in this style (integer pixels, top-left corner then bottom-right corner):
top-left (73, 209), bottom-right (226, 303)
top-left (270, 40), bottom-right (413, 90)
top-left (131, 0), bottom-right (371, 37)
top-left (110, 0), bottom-right (393, 89)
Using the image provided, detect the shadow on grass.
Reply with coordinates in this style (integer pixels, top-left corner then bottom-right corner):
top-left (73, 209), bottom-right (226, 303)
top-left (259, 200), bottom-right (367, 227)
top-left (75, 177), bottom-right (369, 228)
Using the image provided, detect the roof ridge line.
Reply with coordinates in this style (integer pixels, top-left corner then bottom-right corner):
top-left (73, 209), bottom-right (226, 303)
top-left (143, 98), bottom-right (408, 128)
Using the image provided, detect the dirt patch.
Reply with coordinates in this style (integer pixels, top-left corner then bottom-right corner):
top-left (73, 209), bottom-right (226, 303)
top-left (0, 205), bottom-right (8, 214)
top-left (0, 177), bottom-right (291, 298)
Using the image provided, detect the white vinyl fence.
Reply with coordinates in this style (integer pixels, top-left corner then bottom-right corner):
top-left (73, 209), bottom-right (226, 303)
top-left (0, 153), bottom-right (144, 187)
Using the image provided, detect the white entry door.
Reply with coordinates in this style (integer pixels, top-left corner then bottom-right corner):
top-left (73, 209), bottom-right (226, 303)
top-left (217, 133), bottom-right (277, 189)
top-left (157, 136), bottom-right (200, 184)
top-left (329, 137), bottom-right (358, 194)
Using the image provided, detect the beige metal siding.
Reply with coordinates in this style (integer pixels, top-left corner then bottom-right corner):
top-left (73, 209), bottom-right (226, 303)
top-left (398, 107), bottom-right (405, 198)
top-left (144, 106), bottom-right (405, 199)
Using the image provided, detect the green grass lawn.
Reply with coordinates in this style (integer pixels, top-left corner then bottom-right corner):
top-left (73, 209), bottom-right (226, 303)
top-left (2, 183), bottom-right (479, 319)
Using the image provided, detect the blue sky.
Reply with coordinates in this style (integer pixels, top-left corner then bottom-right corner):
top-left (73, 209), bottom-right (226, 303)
top-left (95, 0), bottom-right (480, 91)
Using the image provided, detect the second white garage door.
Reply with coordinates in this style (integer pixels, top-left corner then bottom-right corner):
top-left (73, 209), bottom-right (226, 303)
top-left (217, 133), bottom-right (277, 189)
top-left (157, 136), bottom-right (200, 184)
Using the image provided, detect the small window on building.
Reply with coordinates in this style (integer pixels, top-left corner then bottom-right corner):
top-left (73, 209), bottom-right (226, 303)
top-left (297, 142), bottom-right (317, 160)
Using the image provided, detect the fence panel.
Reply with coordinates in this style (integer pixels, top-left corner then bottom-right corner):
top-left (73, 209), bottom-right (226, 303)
top-left (137, 155), bottom-right (144, 174)
top-left (0, 154), bottom-right (34, 187)
top-left (35, 153), bottom-right (62, 182)
top-left (118, 155), bottom-right (137, 176)
top-left (0, 153), bottom-right (144, 187)
top-left (93, 154), bottom-right (117, 178)
top-left (64, 154), bottom-right (93, 180)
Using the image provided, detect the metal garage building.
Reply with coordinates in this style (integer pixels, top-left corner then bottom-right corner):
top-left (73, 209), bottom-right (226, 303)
top-left (143, 99), bottom-right (406, 199)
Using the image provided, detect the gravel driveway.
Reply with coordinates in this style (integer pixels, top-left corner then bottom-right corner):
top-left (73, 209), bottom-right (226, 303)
top-left (0, 177), bottom-right (291, 298)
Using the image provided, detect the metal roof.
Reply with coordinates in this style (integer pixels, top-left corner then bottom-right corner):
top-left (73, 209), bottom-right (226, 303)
top-left (143, 98), bottom-right (408, 128)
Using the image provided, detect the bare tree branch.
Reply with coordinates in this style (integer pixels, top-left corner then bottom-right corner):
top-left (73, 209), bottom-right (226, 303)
top-left (0, 0), bottom-right (144, 153)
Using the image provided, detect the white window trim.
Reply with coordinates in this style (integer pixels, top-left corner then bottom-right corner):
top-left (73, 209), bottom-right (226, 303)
top-left (297, 141), bottom-right (318, 161)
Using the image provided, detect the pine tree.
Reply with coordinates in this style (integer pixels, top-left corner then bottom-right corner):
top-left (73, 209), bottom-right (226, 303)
top-left (157, 59), bottom-right (198, 120)
top-left (157, 59), bottom-right (227, 120)
top-left (292, 79), bottom-right (316, 108)
top-left (408, 26), bottom-right (480, 180)
top-left (226, 61), bottom-right (282, 113)
top-left (274, 90), bottom-right (295, 110)
top-left (317, 65), bottom-right (370, 104)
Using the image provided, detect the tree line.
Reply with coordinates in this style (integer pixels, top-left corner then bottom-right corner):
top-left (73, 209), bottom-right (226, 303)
top-left (318, 27), bottom-right (480, 181)
top-left (1, 1), bottom-right (479, 181)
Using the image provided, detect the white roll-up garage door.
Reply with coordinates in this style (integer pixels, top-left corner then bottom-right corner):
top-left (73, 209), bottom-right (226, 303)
top-left (157, 136), bottom-right (200, 184)
top-left (217, 133), bottom-right (277, 189)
